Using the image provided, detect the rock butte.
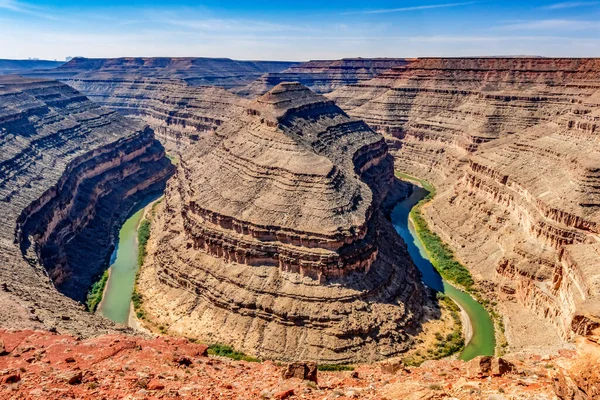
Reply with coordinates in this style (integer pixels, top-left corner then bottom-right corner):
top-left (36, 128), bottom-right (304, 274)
top-left (137, 82), bottom-right (425, 363)
top-left (0, 76), bottom-right (173, 335)
top-left (328, 57), bottom-right (600, 350)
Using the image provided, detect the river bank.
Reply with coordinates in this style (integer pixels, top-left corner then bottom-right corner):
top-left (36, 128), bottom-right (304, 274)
top-left (391, 172), bottom-right (495, 360)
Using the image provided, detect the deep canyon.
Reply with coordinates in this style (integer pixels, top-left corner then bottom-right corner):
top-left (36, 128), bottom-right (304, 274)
top-left (0, 56), bottom-right (599, 398)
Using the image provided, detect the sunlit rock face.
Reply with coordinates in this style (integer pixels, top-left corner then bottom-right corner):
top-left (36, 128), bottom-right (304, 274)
top-left (329, 58), bottom-right (600, 347)
top-left (0, 76), bottom-right (173, 336)
top-left (138, 83), bottom-right (425, 363)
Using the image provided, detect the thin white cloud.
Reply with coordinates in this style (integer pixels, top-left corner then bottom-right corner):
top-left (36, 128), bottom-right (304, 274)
top-left (162, 18), bottom-right (293, 33)
top-left (0, 0), bottom-right (58, 20)
top-left (542, 1), bottom-right (600, 9)
top-left (496, 19), bottom-right (600, 30)
top-left (343, 1), bottom-right (479, 15)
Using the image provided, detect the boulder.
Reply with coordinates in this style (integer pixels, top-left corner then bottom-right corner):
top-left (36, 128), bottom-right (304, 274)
top-left (467, 356), bottom-right (515, 378)
top-left (282, 362), bottom-right (318, 383)
top-left (379, 358), bottom-right (404, 374)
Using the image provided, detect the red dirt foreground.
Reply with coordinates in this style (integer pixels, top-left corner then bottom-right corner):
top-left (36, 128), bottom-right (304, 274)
top-left (0, 329), bottom-right (586, 399)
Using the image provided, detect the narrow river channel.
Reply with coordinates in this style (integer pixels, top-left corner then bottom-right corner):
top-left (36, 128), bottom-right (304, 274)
top-left (391, 184), bottom-right (496, 360)
top-left (98, 196), bottom-right (159, 325)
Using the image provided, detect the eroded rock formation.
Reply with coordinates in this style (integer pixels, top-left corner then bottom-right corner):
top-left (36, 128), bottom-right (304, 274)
top-left (328, 58), bottom-right (600, 349)
top-left (137, 83), bottom-right (425, 363)
top-left (0, 76), bottom-right (173, 335)
top-left (235, 58), bottom-right (410, 98)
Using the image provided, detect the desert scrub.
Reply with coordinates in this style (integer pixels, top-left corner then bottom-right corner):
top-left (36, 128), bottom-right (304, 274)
top-left (207, 344), bottom-right (260, 362)
top-left (395, 171), bottom-right (474, 291)
top-left (86, 269), bottom-right (109, 312)
top-left (402, 293), bottom-right (464, 366)
top-left (317, 364), bottom-right (355, 372)
top-left (137, 219), bottom-right (151, 266)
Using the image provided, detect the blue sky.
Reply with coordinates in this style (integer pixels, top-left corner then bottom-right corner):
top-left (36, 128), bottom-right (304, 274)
top-left (1, 0), bottom-right (599, 60)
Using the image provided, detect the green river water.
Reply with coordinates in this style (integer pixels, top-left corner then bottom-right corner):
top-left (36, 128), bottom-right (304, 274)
top-left (391, 184), bottom-right (496, 360)
top-left (97, 198), bottom-right (156, 325)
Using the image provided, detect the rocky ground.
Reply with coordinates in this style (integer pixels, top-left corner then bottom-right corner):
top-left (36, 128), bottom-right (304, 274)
top-left (1, 329), bottom-right (583, 400)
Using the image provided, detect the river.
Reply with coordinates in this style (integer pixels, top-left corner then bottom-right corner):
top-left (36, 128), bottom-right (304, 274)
top-left (97, 196), bottom-right (159, 325)
top-left (391, 184), bottom-right (496, 360)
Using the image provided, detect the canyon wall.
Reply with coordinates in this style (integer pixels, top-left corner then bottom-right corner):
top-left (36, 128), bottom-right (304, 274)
top-left (137, 83), bottom-right (425, 363)
top-left (66, 78), bottom-right (249, 151)
top-left (328, 58), bottom-right (600, 349)
top-left (235, 58), bottom-right (410, 98)
top-left (0, 76), bottom-right (173, 335)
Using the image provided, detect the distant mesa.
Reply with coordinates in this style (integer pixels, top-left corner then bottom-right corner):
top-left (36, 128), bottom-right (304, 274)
top-left (234, 58), bottom-right (411, 98)
top-left (32, 56), bottom-right (301, 88)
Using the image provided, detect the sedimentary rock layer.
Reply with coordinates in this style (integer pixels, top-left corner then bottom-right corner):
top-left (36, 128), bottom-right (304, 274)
top-left (29, 57), bottom-right (300, 88)
top-left (66, 78), bottom-right (249, 151)
top-left (0, 76), bottom-right (173, 335)
top-left (235, 58), bottom-right (410, 98)
top-left (329, 58), bottom-right (600, 347)
top-left (138, 83), bottom-right (424, 363)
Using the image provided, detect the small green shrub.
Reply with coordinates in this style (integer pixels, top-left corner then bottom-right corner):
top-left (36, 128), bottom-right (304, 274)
top-left (207, 344), bottom-right (260, 362)
top-left (137, 219), bottom-right (151, 267)
top-left (86, 269), bottom-right (109, 312)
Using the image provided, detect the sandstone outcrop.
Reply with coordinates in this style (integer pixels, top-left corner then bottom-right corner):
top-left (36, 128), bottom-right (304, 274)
top-left (32, 57), bottom-right (300, 88)
top-left (328, 58), bottom-right (600, 350)
top-left (137, 82), bottom-right (425, 363)
top-left (235, 58), bottom-right (410, 98)
top-left (0, 76), bottom-right (173, 335)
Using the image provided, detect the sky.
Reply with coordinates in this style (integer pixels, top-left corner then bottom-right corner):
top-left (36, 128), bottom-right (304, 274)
top-left (1, 0), bottom-right (599, 61)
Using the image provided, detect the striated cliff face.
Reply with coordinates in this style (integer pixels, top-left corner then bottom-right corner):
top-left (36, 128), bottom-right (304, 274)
top-left (329, 58), bottom-right (600, 349)
top-left (0, 76), bottom-right (173, 335)
top-left (137, 83), bottom-right (425, 363)
top-left (66, 78), bottom-right (249, 151)
top-left (235, 58), bottom-right (410, 98)
top-left (29, 57), bottom-right (300, 89)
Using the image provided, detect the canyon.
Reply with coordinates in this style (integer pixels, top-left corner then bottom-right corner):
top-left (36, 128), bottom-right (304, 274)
top-left (328, 57), bottom-right (600, 353)
top-left (0, 76), bottom-right (173, 336)
top-left (1, 56), bottom-right (600, 398)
